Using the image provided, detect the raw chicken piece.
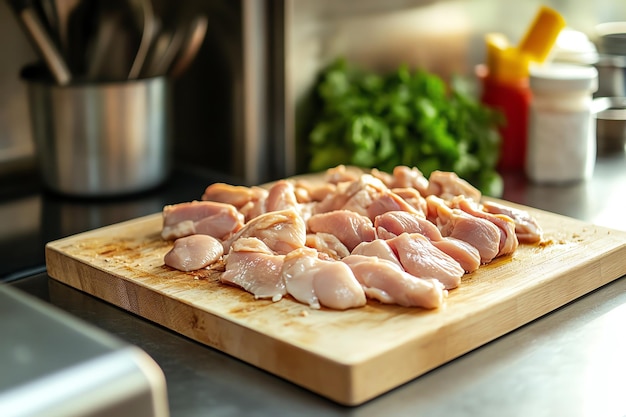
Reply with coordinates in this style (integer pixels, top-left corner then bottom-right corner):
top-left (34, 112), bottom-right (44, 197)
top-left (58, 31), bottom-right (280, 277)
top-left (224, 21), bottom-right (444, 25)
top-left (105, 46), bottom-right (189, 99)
top-left (296, 202), bottom-right (316, 224)
top-left (307, 210), bottom-right (376, 252)
top-left (265, 180), bottom-right (299, 212)
top-left (347, 175), bottom-right (421, 219)
top-left (482, 200), bottom-right (543, 244)
top-left (223, 209), bottom-right (306, 255)
top-left (351, 239), bottom-right (402, 268)
top-left (202, 183), bottom-right (269, 222)
top-left (390, 187), bottom-right (427, 214)
top-left (450, 196), bottom-right (518, 257)
top-left (305, 233), bottom-right (350, 260)
top-left (431, 238), bottom-right (481, 273)
top-left (282, 247), bottom-right (321, 308)
top-left (389, 166), bottom-right (430, 196)
top-left (264, 180), bottom-right (315, 223)
top-left (164, 234), bottom-right (224, 272)
top-left (161, 201), bottom-right (244, 240)
top-left (312, 261), bottom-right (367, 310)
top-left (324, 164), bottom-right (362, 184)
top-left (369, 168), bottom-right (395, 188)
top-left (426, 170), bottom-right (481, 202)
top-left (293, 180), bottom-right (337, 203)
top-left (343, 255), bottom-right (446, 309)
top-left (239, 198), bottom-right (268, 222)
top-left (374, 211), bottom-right (480, 272)
top-left (221, 237), bottom-right (286, 301)
top-left (426, 195), bottom-right (500, 264)
top-left (202, 183), bottom-right (268, 209)
top-left (365, 189), bottom-right (423, 221)
top-left (314, 174), bottom-right (420, 220)
top-left (386, 233), bottom-right (465, 290)
top-left (374, 211), bottom-right (441, 241)
top-left (371, 166), bottom-right (430, 197)
top-left (313, 179), bottom-right (358, 214)
top-left (282, 247), bottom-right (367, 310)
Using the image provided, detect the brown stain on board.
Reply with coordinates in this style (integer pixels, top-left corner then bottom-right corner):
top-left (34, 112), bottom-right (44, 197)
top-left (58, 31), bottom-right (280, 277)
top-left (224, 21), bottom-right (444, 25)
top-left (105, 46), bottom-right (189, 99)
top-left (66, 222), bottom-right (589, 319)
top-left (88, 237), bottom-right (557, 321)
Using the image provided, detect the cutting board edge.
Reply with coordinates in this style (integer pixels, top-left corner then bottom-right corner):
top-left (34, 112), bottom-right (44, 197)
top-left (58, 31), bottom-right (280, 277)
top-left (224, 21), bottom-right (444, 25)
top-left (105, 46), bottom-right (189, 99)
top-left (43, 242), bottom-right (479, 406)
top-left (45, 243), bottom-right (367, 404)
top-left (346, 239), bottom-right (626, 405)
top-left (44, 238), bottom-right (626, 407)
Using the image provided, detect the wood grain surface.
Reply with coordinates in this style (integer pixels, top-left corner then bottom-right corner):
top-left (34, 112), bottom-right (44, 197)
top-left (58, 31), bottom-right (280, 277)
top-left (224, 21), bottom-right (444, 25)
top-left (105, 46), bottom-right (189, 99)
top-left (45, 200), bottom-right (626, 405)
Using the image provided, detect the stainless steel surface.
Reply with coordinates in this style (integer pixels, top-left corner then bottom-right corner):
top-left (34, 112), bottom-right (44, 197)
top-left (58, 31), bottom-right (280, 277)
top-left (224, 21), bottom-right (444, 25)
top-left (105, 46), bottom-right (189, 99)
top-left (596, 21), bottom-right (626, 55)
top-left (240, 0), bottom-right (271, 185)
top-left (594, 96), bottom-right (626, 154)
top-left (0, 166), bottom-right (241, 280)
top-left (4, 153), bottom-right (626, 416)
top-left (595, 54), bottom-right (626, 97)
top-left (21, 66), bottom-right (171, 196)
top-left (0, 284), bottom-right (169, 417)
top-left (503, 152), bottom-right (626, 233)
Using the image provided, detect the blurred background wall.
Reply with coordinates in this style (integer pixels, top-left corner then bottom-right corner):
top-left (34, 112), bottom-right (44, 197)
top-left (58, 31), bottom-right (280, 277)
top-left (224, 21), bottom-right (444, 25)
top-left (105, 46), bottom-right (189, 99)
top-left (1, 0), bottom-right (625, 184)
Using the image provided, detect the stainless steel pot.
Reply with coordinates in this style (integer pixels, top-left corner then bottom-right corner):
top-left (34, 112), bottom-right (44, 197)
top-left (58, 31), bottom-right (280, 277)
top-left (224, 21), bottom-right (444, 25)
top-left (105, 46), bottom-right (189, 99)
top-left (21, 66), bottom-right (172, 197)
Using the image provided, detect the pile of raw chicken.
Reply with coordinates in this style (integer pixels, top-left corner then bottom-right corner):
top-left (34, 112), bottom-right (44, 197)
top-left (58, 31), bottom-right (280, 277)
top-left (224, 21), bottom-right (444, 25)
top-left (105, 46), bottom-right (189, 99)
top-left (161, 165), bottom-right (543, 311)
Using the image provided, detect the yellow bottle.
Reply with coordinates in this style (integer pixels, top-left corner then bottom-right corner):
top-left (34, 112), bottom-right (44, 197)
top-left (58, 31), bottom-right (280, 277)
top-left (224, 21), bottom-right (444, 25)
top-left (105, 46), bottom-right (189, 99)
top-left (480, 6), bottom-right (566, 172)
top-left (518, 6), bottom-right (567, 64)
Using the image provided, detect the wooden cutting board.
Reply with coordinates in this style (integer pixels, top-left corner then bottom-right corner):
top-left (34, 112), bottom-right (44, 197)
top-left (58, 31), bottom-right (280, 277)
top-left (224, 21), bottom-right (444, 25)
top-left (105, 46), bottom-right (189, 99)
top-left (45, 199), bottom-right (626, 406)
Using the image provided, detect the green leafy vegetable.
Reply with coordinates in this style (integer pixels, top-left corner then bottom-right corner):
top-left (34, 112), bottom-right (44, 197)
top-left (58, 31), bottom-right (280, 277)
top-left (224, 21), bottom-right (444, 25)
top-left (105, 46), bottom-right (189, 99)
top-left (307, 58), bottom-right (504, 196)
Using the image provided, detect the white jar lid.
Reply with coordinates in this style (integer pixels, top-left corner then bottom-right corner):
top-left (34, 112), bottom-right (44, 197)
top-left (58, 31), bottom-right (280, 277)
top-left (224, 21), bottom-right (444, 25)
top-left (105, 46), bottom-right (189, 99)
top-left (551, 28), bottom-right (599, 65)
top-left (530, 63), bottom-right (598, 92)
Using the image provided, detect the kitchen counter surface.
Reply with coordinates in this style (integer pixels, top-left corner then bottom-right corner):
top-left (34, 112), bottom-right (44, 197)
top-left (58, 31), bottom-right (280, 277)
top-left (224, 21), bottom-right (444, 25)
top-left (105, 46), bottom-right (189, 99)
top-left (3, 155), bottom-right (626, 417)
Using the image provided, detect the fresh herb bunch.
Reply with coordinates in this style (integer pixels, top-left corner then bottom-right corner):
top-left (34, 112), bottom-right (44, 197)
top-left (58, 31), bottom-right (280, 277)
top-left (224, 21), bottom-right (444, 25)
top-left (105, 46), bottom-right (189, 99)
top-left (308, 58), bottom-right (505, 196)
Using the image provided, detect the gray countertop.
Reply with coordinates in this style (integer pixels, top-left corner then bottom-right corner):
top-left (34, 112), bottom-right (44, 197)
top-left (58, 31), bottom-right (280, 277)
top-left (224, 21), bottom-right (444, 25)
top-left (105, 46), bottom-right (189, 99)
top-left (7, 154), bottom-right (626, 417)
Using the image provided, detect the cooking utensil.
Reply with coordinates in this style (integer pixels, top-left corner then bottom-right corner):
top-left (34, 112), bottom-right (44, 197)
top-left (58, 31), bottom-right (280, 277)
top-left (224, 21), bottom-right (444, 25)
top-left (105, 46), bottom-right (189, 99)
top-left (168, 15), bottom-right (208, 78)
top-left (65, 0), bottom-right (100, 76)
top-left (139, 18), bottom-right (164, 76)
top-left (34, 0), bottom-right (58, 37)
top-left (52, 0), bottom-right (81, 59)
top-left (141, 22), bottom-right (185, 78)
top-left (82, 0), bottom-right (141, 81)
top-left (140, 30), bottom-right (170, 78)
top-left (22, 65), bottom-right (171, 196)
top-left (87, 3), bottom-right (123, 80)
top-left (8, 0), bottom-right (72, 84)
top-left (86, 5), bottom-right (122, 80)
top-left (128, 0), bottom-right (157, 79)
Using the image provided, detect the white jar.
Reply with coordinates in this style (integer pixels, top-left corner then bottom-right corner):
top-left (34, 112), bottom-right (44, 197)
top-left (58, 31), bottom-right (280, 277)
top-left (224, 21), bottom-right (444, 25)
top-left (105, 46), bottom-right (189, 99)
top-left (526, 63), bottom-right (598, 184)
